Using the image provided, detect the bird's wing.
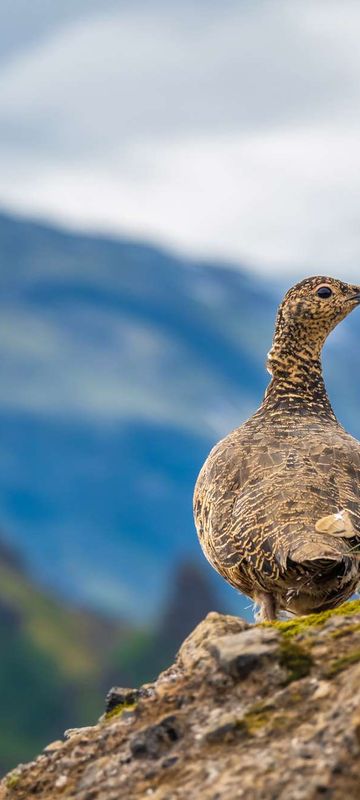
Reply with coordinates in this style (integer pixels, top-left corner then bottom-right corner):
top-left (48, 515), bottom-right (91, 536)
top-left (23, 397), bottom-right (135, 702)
top-left (204, 436), bottom-right (360, 573)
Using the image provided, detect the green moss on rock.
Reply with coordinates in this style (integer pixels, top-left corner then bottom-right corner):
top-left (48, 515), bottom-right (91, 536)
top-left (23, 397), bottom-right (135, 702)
top-left (243, 705), bottom-right (274, 733)
top-left (104, 701), bottom-right (137, 721)
top-left (243, 699), bottom-right (299, 736)
top-left (278, 640), bottom-right (313, 684)
top-left (264, 599), bottom-right (360, 639)
top-left (326, 649), bottom-right (360, 677)
top-left (5, 771), bottom-right (21, 790)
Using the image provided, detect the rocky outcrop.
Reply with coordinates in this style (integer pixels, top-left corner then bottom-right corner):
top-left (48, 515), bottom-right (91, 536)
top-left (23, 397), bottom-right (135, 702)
top-left (2, 601), bottom-right (360, 800)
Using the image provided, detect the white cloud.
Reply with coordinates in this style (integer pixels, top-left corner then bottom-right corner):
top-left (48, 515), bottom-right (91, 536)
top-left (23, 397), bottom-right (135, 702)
top-left (0, 0), bottom-right (360, 273)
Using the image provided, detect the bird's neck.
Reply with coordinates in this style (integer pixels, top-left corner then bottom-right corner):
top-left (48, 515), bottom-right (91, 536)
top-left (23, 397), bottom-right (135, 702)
top-left (263, 325), bottom-right (336, 420)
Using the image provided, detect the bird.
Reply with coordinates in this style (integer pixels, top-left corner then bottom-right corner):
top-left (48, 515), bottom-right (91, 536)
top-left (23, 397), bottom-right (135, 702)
top-left (193, 276), bottom-right (360, 621)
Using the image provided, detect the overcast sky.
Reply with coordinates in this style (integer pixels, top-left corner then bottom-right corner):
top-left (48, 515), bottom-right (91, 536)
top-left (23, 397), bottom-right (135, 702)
top-left (1, 0), bottom-right (360, 275)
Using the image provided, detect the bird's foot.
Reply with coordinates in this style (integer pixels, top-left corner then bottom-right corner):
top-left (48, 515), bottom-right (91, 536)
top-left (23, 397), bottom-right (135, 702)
top-left (254, 592), bottom-right (277, 622)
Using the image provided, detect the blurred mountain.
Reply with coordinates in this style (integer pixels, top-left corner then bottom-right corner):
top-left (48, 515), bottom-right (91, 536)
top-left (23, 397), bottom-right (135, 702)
top-left (0, 535), bottom-right (129, 773)
top-left (108, 560), bottom-right (226, 688)
top-left (0, 211), bottom-right (359, 621)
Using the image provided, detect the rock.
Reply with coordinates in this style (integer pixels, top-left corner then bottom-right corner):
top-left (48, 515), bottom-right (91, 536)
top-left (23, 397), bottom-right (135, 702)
top-left (64, 726), bottom-right (96, 740)
top-left (2, 599), bottom-right (360, 799)
top-left (208, 627), bottom-right (280, 679)
top-left (105, 687), bottom-right (141, 714)
top-left (104, 685), bottom-right (154, 718)
top-left (54, 775), bottom-right (68, 788)
top-left (42, 741), bottom-right (64, 753)
top-left (177, 611), bottom-right (248, 668)
top-left (129, 715), bottom-right (182, 759)
top-left (202, 713), bottom-right (246, 744)
top-left (312, 681), bottom-right (332, 700)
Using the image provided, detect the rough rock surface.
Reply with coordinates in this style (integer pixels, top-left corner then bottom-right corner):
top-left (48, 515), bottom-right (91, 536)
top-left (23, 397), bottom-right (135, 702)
top-left (2, 601), bottom-right (360, 800)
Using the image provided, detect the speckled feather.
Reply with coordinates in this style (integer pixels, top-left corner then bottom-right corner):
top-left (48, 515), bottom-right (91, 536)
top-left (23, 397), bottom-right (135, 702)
top-left (194, 276), bottom-right (360, 620)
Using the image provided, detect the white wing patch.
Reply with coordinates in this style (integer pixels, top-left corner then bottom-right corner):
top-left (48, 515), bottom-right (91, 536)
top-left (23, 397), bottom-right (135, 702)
top-left (315, 509), bottom-right (356, 538)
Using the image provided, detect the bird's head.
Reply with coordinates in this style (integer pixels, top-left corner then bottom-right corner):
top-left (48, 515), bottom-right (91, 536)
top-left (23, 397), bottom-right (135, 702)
top-left (268, 276), bottom-right (360, 376)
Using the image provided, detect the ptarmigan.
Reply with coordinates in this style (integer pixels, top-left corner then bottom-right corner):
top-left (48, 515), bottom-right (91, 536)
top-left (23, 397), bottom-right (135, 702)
top-left (194, 277), bottom-right (360, 620)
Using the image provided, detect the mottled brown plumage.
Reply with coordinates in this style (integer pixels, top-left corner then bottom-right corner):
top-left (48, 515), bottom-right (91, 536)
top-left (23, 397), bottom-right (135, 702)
top-left (194, 276), bottom-right (360, 621)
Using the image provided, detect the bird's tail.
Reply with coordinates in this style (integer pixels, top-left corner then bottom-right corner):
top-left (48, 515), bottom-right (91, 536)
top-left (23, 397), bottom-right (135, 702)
top-left (277, 509), bottom-right (360, 567)
top-left (288, 535), bottom-right (358, 565)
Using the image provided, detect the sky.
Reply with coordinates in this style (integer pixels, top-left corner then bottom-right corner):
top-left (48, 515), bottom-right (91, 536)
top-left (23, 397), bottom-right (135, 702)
top-left (1, 0), bottom-right (360, 275)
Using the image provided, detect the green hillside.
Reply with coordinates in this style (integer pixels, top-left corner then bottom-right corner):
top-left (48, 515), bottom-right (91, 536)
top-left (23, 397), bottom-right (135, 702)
top-left (0, 540), bottom-right (128, 773)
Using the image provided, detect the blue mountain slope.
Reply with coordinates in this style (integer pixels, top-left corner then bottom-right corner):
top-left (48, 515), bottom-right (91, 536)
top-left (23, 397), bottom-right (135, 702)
top-left (0, 212), bottom-right (359, 620)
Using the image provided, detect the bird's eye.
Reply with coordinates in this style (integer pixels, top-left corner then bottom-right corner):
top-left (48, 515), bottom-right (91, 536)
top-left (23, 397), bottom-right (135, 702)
top-left (316, 285), bottom-right (333, 299)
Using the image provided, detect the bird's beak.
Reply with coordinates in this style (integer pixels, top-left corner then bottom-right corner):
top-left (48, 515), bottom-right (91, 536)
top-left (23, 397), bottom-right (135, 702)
top-left (347, 288), bottom-right (360, 303)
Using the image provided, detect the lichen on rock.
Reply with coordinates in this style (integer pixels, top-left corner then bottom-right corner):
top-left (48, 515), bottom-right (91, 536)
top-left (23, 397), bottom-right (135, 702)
top-left (1, 599), bottom-right (360, 799)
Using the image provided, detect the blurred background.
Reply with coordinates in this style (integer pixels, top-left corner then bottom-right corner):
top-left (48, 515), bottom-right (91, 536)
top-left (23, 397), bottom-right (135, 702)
top-left (1, 0), bottom-right (360, 773)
